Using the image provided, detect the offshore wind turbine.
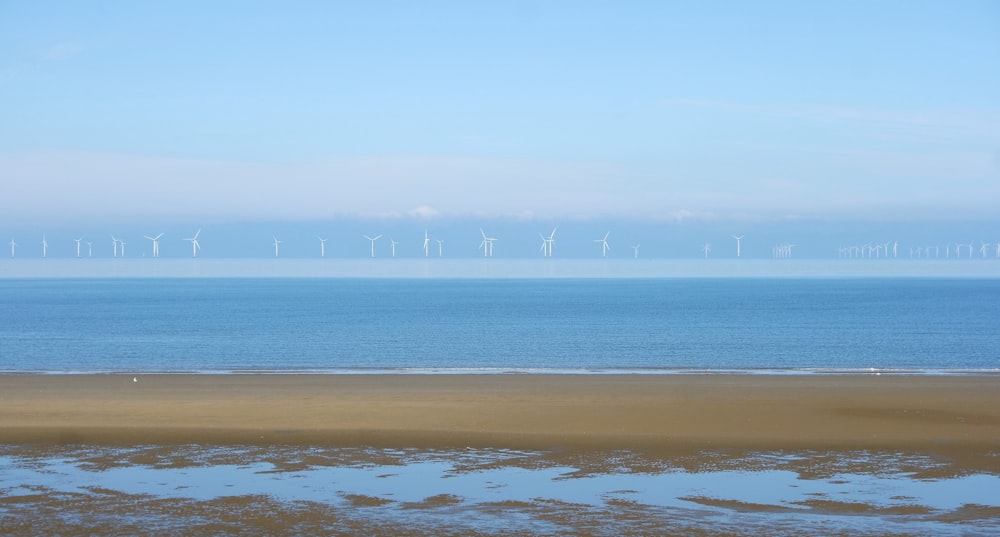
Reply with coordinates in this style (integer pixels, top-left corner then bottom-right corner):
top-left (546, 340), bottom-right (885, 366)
top-left (9, 238), bottom-right (16, 258)
top-left (111, 235), bottom-right (119, 257)
top-left (363, 234), bottom-right (382, 257)
top-left (41, 236), bottom-right (48, 258)
top-left (87, 241), bottom-right (93, 257)
top-left (317, 236), bottom-right (328, 257)
top-left (119, 240), bottom-right (127, 257)
top-left (390, 239), bottom-right (398, 257)
top-left (539, 227), bottom-right (556, 257)
top-left (632, 244), bottom-right (640, 258)
top-left (74, 237), bottom-right (83, 258)
top-left (144, 233), bottom-right (164, 258)
top-left (272, 236), bottom-right (282, 257)
top-left (423, 230), bottom-right (430, 257)
top-left (437, 239), bottom-right (444, 257)
top-left (702, 242), bottom-right (711, 258)
top-left (594, 232), bottom-right (611, 257)
top-left (479, 228), bottom-right (496, 257)
top-left (183, 229), bottom-right (201, 258)
top-left (732, 235), bottom-right (743, 257)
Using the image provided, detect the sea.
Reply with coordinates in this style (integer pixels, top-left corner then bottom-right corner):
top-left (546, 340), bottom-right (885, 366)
top-left (3, 274), bottom-right (1000, 535)
top-left (1, 276), bottom-right (998, 374)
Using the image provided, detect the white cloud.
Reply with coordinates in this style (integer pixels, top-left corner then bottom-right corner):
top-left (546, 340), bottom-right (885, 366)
top-left (0, 150), bottom-right (629, 224)
top-left (406, 205), bottom-right (440, 220)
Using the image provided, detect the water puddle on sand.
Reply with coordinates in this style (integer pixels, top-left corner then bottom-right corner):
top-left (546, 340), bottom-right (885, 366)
top-left (1, 445), bottom-right (998, 536)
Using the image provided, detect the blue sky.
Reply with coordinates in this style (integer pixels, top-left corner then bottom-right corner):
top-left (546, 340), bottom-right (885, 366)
top-left (2, 1), bottom-right (999, 258)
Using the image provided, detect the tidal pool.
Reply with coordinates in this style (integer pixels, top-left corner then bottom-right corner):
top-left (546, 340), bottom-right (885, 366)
top-left (1, 445), bottom-right (998, 536)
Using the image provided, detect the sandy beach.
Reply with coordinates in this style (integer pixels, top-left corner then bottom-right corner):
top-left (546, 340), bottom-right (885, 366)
top-left (1, 374), bottom-right (998, 455)
top-left (3, 374), bottom-right (1000, 535)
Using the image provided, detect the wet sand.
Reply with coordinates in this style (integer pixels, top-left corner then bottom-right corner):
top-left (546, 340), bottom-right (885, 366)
top-left (1, 374), bottom-right (998, 456)
top-left (3, 374), bottom-right (1000, 535)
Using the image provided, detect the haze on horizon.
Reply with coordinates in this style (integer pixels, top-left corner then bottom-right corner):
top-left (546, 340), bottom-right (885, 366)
top-left (2, 2), bottom-right (999, 236)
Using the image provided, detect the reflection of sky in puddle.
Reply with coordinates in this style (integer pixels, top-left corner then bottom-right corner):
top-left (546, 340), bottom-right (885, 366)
top-left (1, 447), bottom-right (998, 535)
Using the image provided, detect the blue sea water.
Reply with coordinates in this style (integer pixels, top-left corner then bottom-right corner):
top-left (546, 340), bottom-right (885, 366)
top-left (2, 278), bottom-right (998, 374)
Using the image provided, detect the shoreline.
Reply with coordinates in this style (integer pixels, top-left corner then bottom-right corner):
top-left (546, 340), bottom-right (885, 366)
top-left (4, 368), bottom-right (999, 376)
top-left (2, 374), bottom-right (998, 457)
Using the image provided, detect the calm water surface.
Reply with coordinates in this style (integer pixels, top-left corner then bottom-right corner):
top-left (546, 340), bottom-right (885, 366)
top-left (1, 278), bottom-right (998, 373)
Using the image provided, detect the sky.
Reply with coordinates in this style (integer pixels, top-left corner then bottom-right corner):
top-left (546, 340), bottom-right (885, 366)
top-left (2, 1), bottom-right (999, 259)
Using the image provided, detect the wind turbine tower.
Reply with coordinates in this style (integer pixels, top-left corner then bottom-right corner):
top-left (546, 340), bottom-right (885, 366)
top-left (74, 238), bottom-right (83, 258)
top-left (732, 235), bottom-right (743, 257)
top-left (87, 241), bottom-right (93, 257)
top-left (9, 238), bottom-right (16, 258)
top-left (111, 235), bottom-right (119, 258)
top-left (437, 239), bottom-right (444, 257)
top-left (364, 234), bottom-right (382, 257)
top-left (594, 232), bottom-right (611, 257)
top-left (423, 230), bottom-right (430, 257)
top-left (390, 239), bottom-right (398, 257)
top-left (539, 227), bottom-right (556, 257)
top-left (317, 236), bottom-right (328, 257)
top-left (41, 236), bottom-right (48, 258)
top-left (183, 229), bottom-right (201, 258)
top-left (632, 244), bottom-right (640, 258)
top-left (479, 228), bottom-right (497, 257)
top-left (702, 243), bottom-right (711, 258)
top-left (273, 236), bottom-right (282, 257)
top-left (144, 233), bottom-right (164, 258)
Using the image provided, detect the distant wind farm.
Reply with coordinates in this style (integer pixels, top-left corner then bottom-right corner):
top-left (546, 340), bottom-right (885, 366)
top-left (5, 225), bottom-right (1000, 262)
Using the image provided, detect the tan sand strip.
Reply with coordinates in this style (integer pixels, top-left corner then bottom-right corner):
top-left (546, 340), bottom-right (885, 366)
top-left (1, 374), bottom-right (998, 454)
